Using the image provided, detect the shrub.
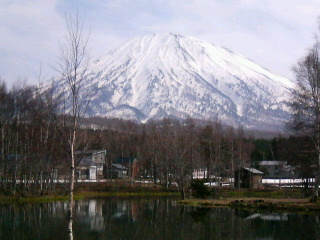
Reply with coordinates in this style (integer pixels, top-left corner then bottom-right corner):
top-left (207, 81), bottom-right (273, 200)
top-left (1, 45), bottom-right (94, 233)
top-left (191, 179), bottom-right (210, 199)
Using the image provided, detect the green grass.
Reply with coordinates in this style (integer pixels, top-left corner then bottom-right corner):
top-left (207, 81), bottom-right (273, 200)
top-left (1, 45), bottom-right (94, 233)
top-left (0, 195), bottom-right (70, 204)
top-left (0, 187), bottom-right (305, 205)
top-left (75, 191), bottom-right (180, 198)
top-left (0, 190), bottom-right (180, 204)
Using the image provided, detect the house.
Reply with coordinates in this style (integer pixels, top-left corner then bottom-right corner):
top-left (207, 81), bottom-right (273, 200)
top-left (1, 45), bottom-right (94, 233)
top-left (53, 159), bottom-right (98, 181)
top-left (76, 158), bottom-right (97, 180)
top-left (115, 157), bottom-right (140, 178)
top-left (105, 164), bottom-right (128, 179)
top-left (256, 160), bottom-right (294, 179)
top-left (53, 150), bottom-right (106, 181)
top-left (76, 150), bottom-right (106, 178)
top-left (234, 167), bottom-right (264, 189)
top-left (192, 168), bottom-right (208, 179)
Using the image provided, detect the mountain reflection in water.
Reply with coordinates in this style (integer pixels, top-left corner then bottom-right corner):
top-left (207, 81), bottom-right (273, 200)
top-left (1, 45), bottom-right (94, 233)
top-left (0, 198), bottom-right (319, 240)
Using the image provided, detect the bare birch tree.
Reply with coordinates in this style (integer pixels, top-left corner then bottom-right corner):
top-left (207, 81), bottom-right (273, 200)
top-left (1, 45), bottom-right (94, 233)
top-left (57, 12), bottom-right (90, 239)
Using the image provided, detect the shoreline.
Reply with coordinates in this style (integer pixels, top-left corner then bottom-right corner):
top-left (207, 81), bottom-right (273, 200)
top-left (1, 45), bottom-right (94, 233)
top-left (2, 187), bottom-right (320, 213)
top-left (0, 188), bottom-right (180, 204)
top-left (179, 198), bottom-right (320, 213)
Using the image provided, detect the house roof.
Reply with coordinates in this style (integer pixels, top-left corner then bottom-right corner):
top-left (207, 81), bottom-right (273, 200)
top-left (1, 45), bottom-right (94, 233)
top-left (77, 158), bottom-right (97, 167)
top-left (243, 168), bottom-right (264, 175)
top-left (115, 157), bottom-right (136, 164)
top-left (75, 150), bottom-right (106, 156)
top-left (259, 161), bottom-right (286, 166)
top-left (112, 164), bottom-right (128, 170)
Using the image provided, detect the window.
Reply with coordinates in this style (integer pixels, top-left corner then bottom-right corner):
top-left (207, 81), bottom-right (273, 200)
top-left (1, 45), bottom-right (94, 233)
top-left (53, 169), bottom-right (58, 179)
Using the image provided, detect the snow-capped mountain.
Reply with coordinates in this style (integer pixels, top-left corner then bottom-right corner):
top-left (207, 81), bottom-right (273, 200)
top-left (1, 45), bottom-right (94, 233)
top-left (66, 33), bottom-right (294, 130)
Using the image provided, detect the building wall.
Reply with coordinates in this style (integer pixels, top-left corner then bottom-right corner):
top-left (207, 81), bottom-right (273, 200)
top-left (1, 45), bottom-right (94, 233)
top-left (92, 151), bottom-right (106, 164)
top-left (234, 169), bottom-right (263, 188)
top-left (252, 175), bottom-right (263, 188)
top-left (132, 160), bottom-right (140, 178)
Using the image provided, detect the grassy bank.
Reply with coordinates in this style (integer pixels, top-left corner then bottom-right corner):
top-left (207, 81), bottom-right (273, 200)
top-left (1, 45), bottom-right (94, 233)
top-left (180, 188), bottom-right (320, 212)
top-left (0, 192), bottom-right (180, 204)
top-left (0, 184), bottom-right (180, 204)
top-left (180, 198), bottom-right (320, 212)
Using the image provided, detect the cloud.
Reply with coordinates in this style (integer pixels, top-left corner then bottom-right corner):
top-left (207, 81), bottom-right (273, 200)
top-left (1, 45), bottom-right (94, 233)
top-left (0, 0), bottom-right (64, 85)
top-left (121, 0), bottom-right (319, 78)
top-left (1, 0), bottom-right (320, 86)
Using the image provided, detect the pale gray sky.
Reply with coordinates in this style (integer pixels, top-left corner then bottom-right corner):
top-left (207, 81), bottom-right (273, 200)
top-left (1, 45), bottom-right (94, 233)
top-left (1, 0), bottom-right (320, 87)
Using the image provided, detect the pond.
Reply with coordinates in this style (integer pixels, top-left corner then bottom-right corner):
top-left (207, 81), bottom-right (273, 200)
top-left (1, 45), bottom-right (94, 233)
top-left (1, 198), bottom-right (319, 240)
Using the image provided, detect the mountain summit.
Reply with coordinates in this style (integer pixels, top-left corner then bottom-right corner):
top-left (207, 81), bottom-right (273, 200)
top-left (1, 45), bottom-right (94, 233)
top-left (78, 33), bottom-right (293, 130)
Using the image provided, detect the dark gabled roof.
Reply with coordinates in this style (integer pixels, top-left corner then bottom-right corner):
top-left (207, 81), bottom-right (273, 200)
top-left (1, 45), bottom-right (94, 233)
top-left (111, 164), bottom-right (128, 170)
top-left (86, 150), bottom-right (106, 155)
top-left (75, 150), bottom-right (106, 156)
top-left (77, 158), bottom-right (97, 167)
top-left (115, 157), bottom-right (136, 164)
top-left (6, 154), bottom-right (22, 160)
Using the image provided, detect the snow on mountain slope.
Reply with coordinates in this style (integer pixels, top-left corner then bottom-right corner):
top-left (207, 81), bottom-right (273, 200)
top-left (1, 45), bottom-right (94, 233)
top-left (76, 32), bottom-right (293, 130)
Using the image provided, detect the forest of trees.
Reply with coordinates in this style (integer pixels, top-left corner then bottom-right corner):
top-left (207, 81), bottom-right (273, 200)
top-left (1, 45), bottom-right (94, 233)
top-left (0, 81), bottom-right (60, 195)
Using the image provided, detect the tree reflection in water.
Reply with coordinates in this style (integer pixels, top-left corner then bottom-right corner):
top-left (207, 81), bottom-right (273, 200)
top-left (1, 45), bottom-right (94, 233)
top-left (189, 207), bottom-right (212, 223)
top-left (0, 198), bottom-right (319, 240)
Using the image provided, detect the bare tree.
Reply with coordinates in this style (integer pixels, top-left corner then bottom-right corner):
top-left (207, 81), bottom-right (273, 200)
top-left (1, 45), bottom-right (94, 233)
top-left (56, 12), bottom-right (90, 239)
top-left (289, 36), bottom-right (320, 197)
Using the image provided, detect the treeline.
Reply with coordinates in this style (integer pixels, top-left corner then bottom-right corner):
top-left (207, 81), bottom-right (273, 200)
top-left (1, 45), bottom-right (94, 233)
top-left (0, 81), bottom-right (252, 196)
top-left (252, 136), bottom-right (316, 181)
top-left (87, 118), bottom-right (254, 198)
top-left (0, 81), bottom-right (62, 195)
top-left (0, 81), bottom-right (316, 196)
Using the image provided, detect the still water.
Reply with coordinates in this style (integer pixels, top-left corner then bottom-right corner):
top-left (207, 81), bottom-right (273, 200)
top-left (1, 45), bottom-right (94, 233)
top-left (1, 198), bottom-right (320, 240)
